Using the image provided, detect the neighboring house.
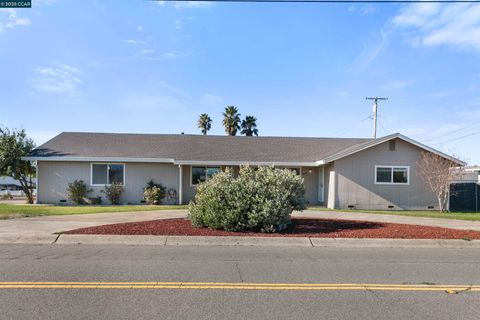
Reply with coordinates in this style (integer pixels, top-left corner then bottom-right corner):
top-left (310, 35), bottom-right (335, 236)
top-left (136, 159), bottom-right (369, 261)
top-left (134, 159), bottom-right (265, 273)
top-left (23, 132), bottom-right (464, 210)
top-left (452, 166), bottom-right (480, 183)
top-left (0, 176), bottom-right (36, 197)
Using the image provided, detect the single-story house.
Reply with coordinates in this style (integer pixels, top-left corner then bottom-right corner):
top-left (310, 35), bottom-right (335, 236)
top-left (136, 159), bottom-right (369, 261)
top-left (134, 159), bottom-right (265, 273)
top-left (23, 132), bottom-right (464, 210)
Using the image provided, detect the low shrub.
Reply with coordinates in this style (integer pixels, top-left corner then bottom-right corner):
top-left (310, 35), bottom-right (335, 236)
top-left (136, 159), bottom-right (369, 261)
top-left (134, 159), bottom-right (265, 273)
top-left (102, 182), bottom-right (124, 205)
top-left (67, 180), bottom-right (91, 204)
top-left (188, 166), bottom-right (306, 233)
top-left (88, 196), bottom-right (102, 205)
top-left (143, 179), bottom-right (166, 205)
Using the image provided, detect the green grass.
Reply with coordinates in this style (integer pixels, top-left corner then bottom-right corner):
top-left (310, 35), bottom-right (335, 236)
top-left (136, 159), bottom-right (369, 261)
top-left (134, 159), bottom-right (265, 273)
top-left (0, 204), bottom-right (188, 219)
top-left (308, 206), bottom-right (480, 221)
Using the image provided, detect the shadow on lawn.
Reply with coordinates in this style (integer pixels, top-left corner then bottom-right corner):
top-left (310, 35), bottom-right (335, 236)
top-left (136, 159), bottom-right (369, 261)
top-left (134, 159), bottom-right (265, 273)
top-left (285, 218), bottom-right (384, 235)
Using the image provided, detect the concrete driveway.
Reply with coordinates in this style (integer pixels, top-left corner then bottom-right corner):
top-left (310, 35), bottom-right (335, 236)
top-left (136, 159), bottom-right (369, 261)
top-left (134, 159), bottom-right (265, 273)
top-left (0, 209), bottom-right (187, 243)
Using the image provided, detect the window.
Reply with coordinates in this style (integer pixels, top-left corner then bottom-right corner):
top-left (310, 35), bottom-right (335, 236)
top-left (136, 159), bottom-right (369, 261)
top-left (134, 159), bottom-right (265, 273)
top-left (91, 163), bottom-right (124, 185)
top-left (191, 166), bottom-right (221, 185)
top-left (375, 166), bottom-right (409, 185)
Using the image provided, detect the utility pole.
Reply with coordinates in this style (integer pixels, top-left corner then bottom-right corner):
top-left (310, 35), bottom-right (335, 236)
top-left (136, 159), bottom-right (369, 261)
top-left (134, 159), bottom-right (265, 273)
top-left (366, 97), bottom-right (388, 139)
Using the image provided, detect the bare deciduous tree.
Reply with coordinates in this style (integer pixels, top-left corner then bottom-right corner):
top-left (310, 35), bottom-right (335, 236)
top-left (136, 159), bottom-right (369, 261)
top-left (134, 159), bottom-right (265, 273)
top-left (416, 151), bottom-right (460, 212)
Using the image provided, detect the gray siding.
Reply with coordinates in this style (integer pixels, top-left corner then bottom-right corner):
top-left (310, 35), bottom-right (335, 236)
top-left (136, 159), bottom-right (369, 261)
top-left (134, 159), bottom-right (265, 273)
top-left (301, 167), bottom-right (319, 205)
top-left (333, 138), bottom-right (438, 210)
top-left (37, 161), bottom-right (179, 205)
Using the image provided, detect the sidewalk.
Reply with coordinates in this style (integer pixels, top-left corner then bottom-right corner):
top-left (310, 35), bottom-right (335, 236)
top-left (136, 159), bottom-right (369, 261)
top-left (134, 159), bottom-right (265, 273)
top-left (295, 210), bottom-right (480, 232)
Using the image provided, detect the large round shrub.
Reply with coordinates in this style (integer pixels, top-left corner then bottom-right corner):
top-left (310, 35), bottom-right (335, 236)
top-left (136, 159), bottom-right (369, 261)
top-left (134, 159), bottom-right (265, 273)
top-left (188, 166), bottom-right (306, 233)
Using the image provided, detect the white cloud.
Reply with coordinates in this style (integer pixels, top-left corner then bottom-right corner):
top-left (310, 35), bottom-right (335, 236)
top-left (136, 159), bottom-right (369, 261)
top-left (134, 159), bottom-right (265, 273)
top-left (174, 1), bottom-right (213, 9)
top-left (29, 63), bottom-right (82, 95)
top-left (124, 39), bottom-right (137, 44)
top-left (392, 3), bottom-right (480, 52)
top-left (0, 9), bottom-right (30, 33)
top-left (137, 25), bottom-right (144, 32)
top-left (352, 29), bottom-right (390, 71)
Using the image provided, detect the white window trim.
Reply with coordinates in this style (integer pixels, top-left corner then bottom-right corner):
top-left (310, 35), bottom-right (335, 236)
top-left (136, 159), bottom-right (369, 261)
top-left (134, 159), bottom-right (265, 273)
top-left (374, 165), bottom-right (410, 185)
top-left (190, 166), bottom-right (221, 187)
top-left (90, 163), bottom-right (126, 186)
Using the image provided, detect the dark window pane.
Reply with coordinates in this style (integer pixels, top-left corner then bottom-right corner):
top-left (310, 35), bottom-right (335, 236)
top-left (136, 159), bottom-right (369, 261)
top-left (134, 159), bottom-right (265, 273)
top-left (108, 164), bottom-right (124, 184)
top-left (376, 167), bottom-right (392, 183)
top-left (289, 168), bottom-right (301, 175)
top-left (393, 168), bottom-right (408, 183)
top-left (192, 167), bottom-right (206, 185)
top-left (206, 167), bottom-right (221, 179)
top-left (92, 164), bottom-right (107, 185)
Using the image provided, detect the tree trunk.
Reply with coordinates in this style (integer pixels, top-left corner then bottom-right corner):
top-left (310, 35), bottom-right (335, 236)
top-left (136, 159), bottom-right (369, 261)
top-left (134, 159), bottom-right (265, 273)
top-left (18, 176), bottom-right (34, 204)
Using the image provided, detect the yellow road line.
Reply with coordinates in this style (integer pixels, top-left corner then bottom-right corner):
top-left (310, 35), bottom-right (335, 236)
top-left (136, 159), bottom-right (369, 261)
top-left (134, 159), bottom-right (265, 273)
top-left (0, 282), bottom-right (478, 292)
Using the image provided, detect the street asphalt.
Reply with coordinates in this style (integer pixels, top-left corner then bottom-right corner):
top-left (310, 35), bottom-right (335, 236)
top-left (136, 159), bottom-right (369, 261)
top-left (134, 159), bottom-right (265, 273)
top-left (0, 244), bottom-right (479, 319)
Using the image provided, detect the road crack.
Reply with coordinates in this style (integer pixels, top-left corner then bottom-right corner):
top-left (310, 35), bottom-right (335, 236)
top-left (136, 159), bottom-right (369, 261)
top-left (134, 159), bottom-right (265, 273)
top-left (234, 261), bottom-right (244, 283)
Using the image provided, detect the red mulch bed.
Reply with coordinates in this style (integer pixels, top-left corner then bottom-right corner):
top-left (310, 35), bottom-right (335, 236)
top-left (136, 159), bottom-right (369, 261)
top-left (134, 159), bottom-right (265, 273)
top-left (65, 218), bottom-right (480, 239)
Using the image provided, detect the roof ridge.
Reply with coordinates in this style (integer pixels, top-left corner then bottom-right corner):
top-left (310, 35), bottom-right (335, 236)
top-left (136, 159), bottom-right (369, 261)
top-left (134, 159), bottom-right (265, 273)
top-left (60, 131), bottom-right (372, 140)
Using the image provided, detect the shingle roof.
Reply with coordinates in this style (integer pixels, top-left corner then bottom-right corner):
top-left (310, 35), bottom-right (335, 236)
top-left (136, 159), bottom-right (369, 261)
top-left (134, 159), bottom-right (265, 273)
top-left (28, 132), bottom-right (372, 164)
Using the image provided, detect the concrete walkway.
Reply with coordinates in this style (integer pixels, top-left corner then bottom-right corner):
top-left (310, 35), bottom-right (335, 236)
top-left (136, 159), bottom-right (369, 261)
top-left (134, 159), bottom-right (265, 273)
top-left (296, 210), bottom-right (480, 232)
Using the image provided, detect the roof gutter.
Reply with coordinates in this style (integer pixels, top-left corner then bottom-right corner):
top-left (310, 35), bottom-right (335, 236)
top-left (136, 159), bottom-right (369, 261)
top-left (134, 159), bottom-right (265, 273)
top-left (21, 156), bottom-right (176, 163)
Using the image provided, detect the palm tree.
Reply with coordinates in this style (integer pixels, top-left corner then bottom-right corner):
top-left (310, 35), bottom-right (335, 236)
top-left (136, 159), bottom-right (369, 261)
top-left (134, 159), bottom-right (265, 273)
top-left (241, 116), bottom-right (258, 136)
top-left (197, 113), bottom-right (212, 135)
top-left (222, 106), bottom-right (241, 136)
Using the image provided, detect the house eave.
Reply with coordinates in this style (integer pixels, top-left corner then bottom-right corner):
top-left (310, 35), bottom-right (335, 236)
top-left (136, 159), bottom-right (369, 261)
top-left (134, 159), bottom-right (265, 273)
top-left (22, 156), bottom-right (176, 163)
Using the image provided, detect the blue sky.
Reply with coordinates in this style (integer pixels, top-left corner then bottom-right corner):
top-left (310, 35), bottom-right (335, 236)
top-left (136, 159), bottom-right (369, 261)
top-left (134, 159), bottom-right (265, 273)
top-left (1, 0), bottom-right (480, 164)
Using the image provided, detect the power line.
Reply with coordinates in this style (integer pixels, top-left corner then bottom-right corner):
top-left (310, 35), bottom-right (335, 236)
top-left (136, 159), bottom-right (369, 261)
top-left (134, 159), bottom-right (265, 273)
top-left (332, 114), bottom-right (372, 137)
top-left (432, 129), bottom-right (480, 145)
top-left (152, 0), bottom-right (480, 3)
top-left (422, 124), bottom-right (479, 142)
top-left (377, 117), bottom-right (389, 135)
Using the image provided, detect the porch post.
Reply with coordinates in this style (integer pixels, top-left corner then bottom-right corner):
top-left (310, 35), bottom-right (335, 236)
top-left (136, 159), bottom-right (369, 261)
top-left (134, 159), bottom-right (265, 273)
top-left (327, 169), bottom-right (336, 209)
top-left (178, 165), bottom-right (183, 205)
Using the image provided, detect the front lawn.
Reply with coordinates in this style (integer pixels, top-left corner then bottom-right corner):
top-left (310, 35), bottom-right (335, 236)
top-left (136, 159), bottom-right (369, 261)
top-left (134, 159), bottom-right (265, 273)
top-left (308, 206), bottom-right (480, 221)
top-left (0, 204), bottom-right (187, 219)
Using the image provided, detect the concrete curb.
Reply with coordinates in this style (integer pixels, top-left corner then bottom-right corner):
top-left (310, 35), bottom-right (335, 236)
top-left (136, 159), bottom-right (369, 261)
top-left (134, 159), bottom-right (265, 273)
top-left (0, 234), bottom-right (59, 244)
top-left (11, 234), bottom-right (478, 248)
top-left (1, 233), bottom-right (480, 248)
